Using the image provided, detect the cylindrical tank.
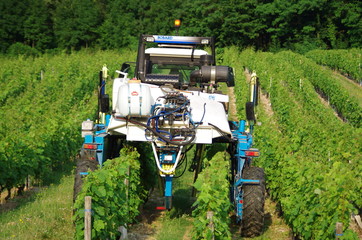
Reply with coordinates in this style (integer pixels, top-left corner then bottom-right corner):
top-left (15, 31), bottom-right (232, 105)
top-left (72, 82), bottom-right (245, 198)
top-left (117, 81), bottom-right (152, 117)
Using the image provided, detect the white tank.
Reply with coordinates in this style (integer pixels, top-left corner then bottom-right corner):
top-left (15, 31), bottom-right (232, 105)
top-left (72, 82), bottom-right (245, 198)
top-left (112, 77), bottom-right (122, 112)
top-left (116, 80), bottom-right (152, 117)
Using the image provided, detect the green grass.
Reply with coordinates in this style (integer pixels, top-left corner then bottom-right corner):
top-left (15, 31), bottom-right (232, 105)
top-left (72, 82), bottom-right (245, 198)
top-left (156, 214), bottom-right (193, 240)
top-left (0, 175), bottom-right (75, 240)
top-left (332, 71), bottom-right (362, 107)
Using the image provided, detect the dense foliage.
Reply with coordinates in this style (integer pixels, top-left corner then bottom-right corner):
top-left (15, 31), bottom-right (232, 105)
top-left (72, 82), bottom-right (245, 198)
top-left (73, 146), bottom-right (145, 240)
top-left (278, 51), bottom-right (361, 127)
top-left (0, 50), bottom-right (135, 193)
top-left (223, 47), bottom-right (361, 239)
top-left (305, 48), bottom-right (362, 83)
top-left (192, 145), bottom-right (231, 240)
top-left (0, 0), bottom-right (361, 54)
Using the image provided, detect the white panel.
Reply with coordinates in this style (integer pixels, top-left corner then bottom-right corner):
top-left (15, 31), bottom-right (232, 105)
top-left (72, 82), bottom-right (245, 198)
top-left (127, 126), bottom-right (148, 141)
top-left (189, 95), bottom-right (231, 134)
top-left (193, 128), bottom-right (212, 144)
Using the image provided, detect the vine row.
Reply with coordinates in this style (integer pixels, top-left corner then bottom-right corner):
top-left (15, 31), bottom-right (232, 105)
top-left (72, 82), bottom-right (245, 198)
top-left (305, 49), bottom-right (362, 83)
top-left (73, 146), bottom-right (145, 240)
top-left (278, 51), bottom-right (361, 128)
top-left (223, 47), bottom-right (361, 239)
top-left (192, 144), bottom-right (232, 240)
top-left (0, 50), bottom-right (135, 194)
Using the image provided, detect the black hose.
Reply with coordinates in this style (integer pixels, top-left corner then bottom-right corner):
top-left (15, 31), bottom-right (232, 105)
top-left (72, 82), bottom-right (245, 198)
top-left (208, 123), bottom-right (235, 143)
top-left (174, 154), bottom-right (188, 178)
top-left (190, 69), bottom-right (202, 84)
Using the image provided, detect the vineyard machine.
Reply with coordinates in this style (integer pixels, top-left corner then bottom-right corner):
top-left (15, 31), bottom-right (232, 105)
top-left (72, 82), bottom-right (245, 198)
top-left (75, 31), bottom-right (265, 236)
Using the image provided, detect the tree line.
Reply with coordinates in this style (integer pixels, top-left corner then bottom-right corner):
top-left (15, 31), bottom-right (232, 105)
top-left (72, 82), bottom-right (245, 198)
top-left (0, 0), bottom-right (361, 55)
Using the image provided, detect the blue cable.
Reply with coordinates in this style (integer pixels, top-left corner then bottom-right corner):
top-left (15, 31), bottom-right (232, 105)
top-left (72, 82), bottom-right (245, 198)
top-left (147, 99), bottom-right (191, 142)
top-left (147, 100), bottom-right (190, 126)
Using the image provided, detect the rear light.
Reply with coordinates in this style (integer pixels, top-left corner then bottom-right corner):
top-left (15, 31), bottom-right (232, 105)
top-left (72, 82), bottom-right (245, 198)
top-left (84, 144), bottom-right (97, 150)
top-left (245, 148), bottom-right (260, 157)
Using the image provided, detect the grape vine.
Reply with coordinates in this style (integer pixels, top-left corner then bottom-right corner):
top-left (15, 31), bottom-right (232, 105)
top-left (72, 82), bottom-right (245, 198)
top-left (73, 146), bottom-right (144, 240)
top-left (223, 47), bottom-right (361, 239)
top-left (305, 49), bottom-right (362, 83)
top-left (0, 50), bottom-right (136, 194)
top-left (192, 145), bottom-right (232, 240)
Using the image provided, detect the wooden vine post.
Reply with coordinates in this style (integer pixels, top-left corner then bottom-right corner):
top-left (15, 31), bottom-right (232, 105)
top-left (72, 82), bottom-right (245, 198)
top-left (207, 211), bottom-right (215, 240)
top-left (335, 222), bottom-right (343, 240)
top-left (85, 196), bottom-right (92, 240)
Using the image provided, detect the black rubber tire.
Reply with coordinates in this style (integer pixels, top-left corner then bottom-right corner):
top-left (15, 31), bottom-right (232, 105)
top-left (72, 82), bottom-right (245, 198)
top-left (240, 166), bottom-right (265, 237)
top-left (73, 149), bottom-right (98, 203)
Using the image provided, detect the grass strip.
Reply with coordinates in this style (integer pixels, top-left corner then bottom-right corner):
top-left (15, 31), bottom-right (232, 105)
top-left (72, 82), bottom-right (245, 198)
top-left (0, 175), bottom-right (74, 240)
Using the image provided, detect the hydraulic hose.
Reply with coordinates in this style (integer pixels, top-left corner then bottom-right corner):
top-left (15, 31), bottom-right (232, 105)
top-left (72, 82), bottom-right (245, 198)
top-left (146, 100), bottom-right (189, 125)
top-left (208, 123), bottom-right (235, 143)
top-left (116, 117), bottom-right (196, 146)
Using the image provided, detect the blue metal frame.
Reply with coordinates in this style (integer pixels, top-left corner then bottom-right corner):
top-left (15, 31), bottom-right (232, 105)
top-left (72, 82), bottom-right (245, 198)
top-left (165, 176), bottom-right (173, 197)
top-left (159, 150), bottom-right (178, 209)
top-left (82, 114), bottom-right (111, 167)
top-left (231, 120), bottom-right (260, 222)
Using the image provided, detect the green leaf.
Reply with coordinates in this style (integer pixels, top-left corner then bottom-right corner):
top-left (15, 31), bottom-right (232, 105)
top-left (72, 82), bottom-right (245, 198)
top-left (94, 219), bottom-right (105, 232)
top-left (96, 185), bottom-right (106, 197)
top-left (314, 188), bottom-right (322, 195)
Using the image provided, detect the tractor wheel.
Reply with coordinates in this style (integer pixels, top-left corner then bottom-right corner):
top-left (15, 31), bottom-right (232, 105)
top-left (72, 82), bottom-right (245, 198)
top-left (73, 149), bottom-right (98, 203)
top-left (240, 166), bottom-right (265, 237)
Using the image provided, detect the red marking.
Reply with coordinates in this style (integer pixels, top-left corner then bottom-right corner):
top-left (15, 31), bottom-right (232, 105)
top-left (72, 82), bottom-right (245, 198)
top-left (84, 144), bottom-right (97, 150)
top-left (245, 150), bottom-right (259, 157)
top-left (156, 206), bottom-right (166, 210)
top-left (131, 91), bottom-right (139, 96)
top-left (239, 200), bottom-right (243, 204)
